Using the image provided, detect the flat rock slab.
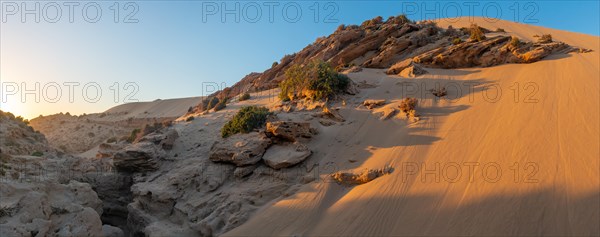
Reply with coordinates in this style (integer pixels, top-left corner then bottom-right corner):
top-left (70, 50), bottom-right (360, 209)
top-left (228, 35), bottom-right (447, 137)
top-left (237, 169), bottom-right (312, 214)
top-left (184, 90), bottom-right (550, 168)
top-left (262, 143), bottom-right (312, 169)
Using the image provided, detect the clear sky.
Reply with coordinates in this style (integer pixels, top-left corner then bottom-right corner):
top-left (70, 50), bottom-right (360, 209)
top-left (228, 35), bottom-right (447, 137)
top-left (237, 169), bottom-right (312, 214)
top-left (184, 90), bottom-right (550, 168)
top-left (1, 0), bottom-right (599, 119)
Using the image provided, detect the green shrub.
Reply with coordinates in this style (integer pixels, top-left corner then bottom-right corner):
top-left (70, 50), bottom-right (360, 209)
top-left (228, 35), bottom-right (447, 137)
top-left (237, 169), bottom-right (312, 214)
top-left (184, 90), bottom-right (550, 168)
top-left (31, 151), bottom-right (44, 157)
top-left (221, 106), bottom-right (272, 138)
top-left (279, 60), bottom-right (350, 101)
top-left (206, 97), bottom-right (220, 110)
top-left (127, 128), bottom-right (141, 143)
top-left (272, 61), bottom-right (279, 68)
top-left (214, 101), bottom-right (227, 111)
top-left (239, 93), bottom-right (251, 101)
top-left (469, 24), bottom-right (486, 42)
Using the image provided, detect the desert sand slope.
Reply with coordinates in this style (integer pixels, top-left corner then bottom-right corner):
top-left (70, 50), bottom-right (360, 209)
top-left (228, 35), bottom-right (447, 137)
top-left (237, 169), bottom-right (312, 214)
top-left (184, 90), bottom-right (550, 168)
top-left (225, 18), bottom-right (599, 236)
top-left (105, 96), bottom-right (202, 119)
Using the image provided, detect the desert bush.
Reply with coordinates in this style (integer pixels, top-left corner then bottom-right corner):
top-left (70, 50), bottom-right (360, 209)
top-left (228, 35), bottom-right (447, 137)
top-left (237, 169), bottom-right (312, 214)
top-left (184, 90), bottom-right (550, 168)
top-left (469, 24), bottom-right (486, 42)
top-left (399, 98), bottom-right (418, 117)
top-left (452, 37), bottom-right (463, 45)
top-left (510, 36), bottom-right (521, 47)
top-left (272, 61), bottom-right (279, 68)
top-left (221, 106), bottom-right (272, 138)
top-left (536, 34), bottom-right (552, 43)
top-left (239, 93), bottom-right (251, 101)
top-left (214, 101), bottom-right (227, 111)
top-left (496, 28), bottom-right (506, 32)
top-left (279, 60), bottom-right (350, 101)
top-left (186, 116), bottom-right (195, 122)
top-left (31, 151), bottom-right (43, 157)
top-left (361, 16), bottom-right (383, 27)
top-left (127, 128), bottom-right (141, 143)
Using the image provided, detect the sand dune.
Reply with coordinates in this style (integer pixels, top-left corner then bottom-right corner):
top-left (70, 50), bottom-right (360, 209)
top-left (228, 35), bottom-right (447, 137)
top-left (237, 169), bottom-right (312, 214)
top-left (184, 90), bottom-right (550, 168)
top-left (224, 18), bottom-right (599, 236)
top-left (105, 96), bottom-right (203, 119)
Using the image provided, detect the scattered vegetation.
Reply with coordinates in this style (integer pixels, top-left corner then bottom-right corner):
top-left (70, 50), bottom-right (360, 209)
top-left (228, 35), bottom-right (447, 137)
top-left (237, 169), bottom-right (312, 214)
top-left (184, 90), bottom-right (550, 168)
top-left (469, 24), bottom-right (486, 42)
top-left (31, 151), bottom-right (44, 157)
top-left (239, 93), bottom-right (251, 101)
top-left (452, 37), bottom-right (463, 45)
top-left (272, 61), bottom-right (279, 68)
top-left (279, 60), bottom-right (350, 101)
top-left (399, 98), bottom-right (418, 117)
top-left (361, 16), bottom-right (383, 27)
top-left (221, 106), bottom-right (272, 138)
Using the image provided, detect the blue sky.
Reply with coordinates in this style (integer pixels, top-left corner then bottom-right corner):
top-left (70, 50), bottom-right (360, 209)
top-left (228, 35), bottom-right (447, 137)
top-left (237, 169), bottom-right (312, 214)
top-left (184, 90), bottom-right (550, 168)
top-left (1, 0), bottom-right (599, 119)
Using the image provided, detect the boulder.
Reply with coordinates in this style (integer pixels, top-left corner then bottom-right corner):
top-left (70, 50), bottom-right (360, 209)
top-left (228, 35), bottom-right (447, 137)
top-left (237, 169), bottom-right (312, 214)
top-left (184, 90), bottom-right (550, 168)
top-left (262, 143), bottom-right (312, 169)
top-left (113, 142), bottom-right (165, 172)
top-left (209, 132), bottom-right (271, 166)
top-left (399, 64), bottom-right (428, 77)
top-left (266, 121), bottom-right (313, 142)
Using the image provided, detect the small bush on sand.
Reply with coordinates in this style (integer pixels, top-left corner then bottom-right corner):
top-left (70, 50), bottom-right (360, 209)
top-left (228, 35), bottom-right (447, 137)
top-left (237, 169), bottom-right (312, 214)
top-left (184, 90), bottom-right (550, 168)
top-left (496, 28), bottom-right (506, 32)
top-left (469, 24), bottom-right (486, 42)
top-left (399, 98), bottom-right (418, 117)
top-left (221, 106), bottom-right (272, 138)
top-left (31, 151), bottom-right (43, 157)
top-left (186, 116), bottom-right (195, 122)
top-left (239, 93), bottom-right (251, 101)
top-left (279, 60), bottom-right (350, 101)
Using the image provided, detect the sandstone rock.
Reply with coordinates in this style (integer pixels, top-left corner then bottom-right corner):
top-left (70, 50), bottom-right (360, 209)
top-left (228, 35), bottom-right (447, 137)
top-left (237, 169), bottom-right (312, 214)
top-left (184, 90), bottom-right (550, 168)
top-left (209, 132), bottom-right (271, 166)
top-left (386, 58), bottom-right (415, 75)
top-left (262, 143), bottom-right (312, 169)
top-left (363, 99), bottom-right (386, 109)
top-left (0, 181), bottom-right (104, 237)
top-left (113, 142), bottom-right (166, 172)
top-left (399, 64), bottom-right (428, 77)
top-left (233, 166), bottom-right (256, 178)
top-left (266, 121), bottom-right (313, 142)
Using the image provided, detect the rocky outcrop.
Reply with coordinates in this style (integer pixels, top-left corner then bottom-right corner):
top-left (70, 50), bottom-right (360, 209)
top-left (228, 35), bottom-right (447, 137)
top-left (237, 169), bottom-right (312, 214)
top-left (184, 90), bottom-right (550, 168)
top-left (262, 143), bottom-right (312, 169)
top-left (209, 132), bottom-right (272, 166)
top-left (0, 110), bottom-right (50, 156)
top-left (113, 142), bottom-right (166, 172)
top-left (97, 142), bottom-right (127, 158)
top-left (0, 180), bottom-right (116, 237)
top-left (413, 35), bottom-right (574, 68)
